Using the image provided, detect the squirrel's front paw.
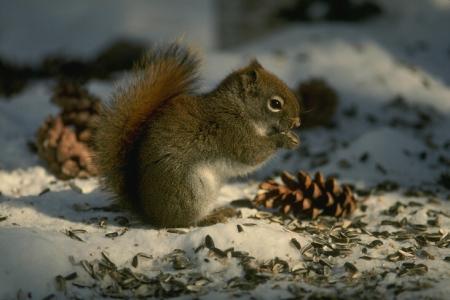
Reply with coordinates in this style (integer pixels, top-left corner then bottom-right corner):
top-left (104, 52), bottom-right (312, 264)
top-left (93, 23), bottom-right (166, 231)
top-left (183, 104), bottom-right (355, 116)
top-left (276, 131), bottom-right (300, 149)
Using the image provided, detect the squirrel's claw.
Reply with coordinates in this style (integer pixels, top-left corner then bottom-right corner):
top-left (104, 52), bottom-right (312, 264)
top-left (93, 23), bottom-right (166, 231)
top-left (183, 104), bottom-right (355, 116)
top-left (285, 131), bottom-right (300, 148)
top-left (277, 130), bottom-right (300, 149)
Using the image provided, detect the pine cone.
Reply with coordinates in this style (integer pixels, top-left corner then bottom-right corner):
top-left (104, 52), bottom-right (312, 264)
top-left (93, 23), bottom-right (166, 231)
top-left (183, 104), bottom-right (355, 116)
top-left (297, 78), bottom-right (338, 128)
top-left (52, 81), bottom-right (101, 130)
top-left (35, 81), bottom-right (100, 179)
top-left (254, 171), bottom-right (357, 219)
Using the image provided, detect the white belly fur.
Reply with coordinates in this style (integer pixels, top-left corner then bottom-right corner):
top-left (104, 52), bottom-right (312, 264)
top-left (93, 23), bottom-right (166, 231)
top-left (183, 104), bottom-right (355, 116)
top-left (194, 159), bottom-right (264, 195)
top-left (193, 159), bottom-right (266, 216)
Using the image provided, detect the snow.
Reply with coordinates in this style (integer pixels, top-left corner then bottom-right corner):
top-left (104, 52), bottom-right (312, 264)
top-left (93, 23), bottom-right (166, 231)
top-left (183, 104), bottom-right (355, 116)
top-left (321, 127), bottom-right (432, 186)
top-left (1, 1), bottom-right (450, 299)
top-left (0, 228), bottom-right (77, 298)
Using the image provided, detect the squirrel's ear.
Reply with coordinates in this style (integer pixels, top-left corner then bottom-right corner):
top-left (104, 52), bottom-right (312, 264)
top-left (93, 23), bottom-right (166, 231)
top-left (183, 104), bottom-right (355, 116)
top-left (249, 59), bottom-right (263, 69)
top-left (239, 59), bottom-right (262, 88)
top-left (241, 68), bottom-right (258, 84)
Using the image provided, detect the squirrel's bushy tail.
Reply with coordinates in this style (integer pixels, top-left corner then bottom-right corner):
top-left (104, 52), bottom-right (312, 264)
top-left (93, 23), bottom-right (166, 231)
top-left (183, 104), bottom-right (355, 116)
top-left (94, 44), bottom-right (200, 209)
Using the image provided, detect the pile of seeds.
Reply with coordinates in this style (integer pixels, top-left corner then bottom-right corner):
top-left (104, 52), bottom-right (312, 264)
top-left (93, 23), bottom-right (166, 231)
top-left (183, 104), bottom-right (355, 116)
top-left (36, 81), bottom-right (100, 179)
top-left (254, 171), bottom-right (357, 219)
top-left (54, 249), bottom-right (216, 298)
top-left (55, 195), bottom-right (449, 299)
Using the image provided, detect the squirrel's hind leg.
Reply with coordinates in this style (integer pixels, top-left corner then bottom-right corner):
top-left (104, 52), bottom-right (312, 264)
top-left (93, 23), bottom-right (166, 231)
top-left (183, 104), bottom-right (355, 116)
top-left (138, 170), bottom-right (207, 227)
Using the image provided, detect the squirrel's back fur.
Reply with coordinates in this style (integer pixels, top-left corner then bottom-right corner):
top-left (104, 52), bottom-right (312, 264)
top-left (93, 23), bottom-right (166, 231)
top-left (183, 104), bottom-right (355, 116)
top-left (95, 44), bottom-right (200, 211)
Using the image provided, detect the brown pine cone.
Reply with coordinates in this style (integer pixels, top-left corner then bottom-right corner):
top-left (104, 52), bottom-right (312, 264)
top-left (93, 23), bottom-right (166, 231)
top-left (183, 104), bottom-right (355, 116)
top-left (35, 81), bottom-right (100, 179)
top-left (254, 171), bottom-right (357, 219)
top-left (36, 116), bottom-right (98, 179)
top-left (52, 81), bottom-right (101, 112)
top-left (297, 78), bottom-right (338, 128)
top-left (52, 81), bottom-right (101, 131)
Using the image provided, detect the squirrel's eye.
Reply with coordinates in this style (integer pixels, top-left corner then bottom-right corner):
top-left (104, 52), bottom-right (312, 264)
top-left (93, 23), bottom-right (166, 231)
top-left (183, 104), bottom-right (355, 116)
top-left (268, 96), bottom-right (284, 112)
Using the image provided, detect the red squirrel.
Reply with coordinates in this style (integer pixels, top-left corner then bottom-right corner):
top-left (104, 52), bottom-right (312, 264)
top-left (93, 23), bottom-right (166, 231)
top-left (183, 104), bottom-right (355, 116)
top-left (94, 44), bottom-right (301, 227)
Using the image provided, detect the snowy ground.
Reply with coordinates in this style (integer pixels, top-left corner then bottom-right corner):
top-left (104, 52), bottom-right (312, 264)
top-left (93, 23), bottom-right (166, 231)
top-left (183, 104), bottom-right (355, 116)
top-left (1, 1), bottom-right (450, 299)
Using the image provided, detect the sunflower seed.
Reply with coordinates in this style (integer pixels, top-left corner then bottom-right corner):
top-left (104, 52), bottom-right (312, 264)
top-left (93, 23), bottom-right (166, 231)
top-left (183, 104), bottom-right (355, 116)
top-left (63, 229), bottom-right (84, 242)
top-left (319, 259), bottom-right (333, 268)
top-left (191, 279), bottom-right (207, 287)
top-left (98, 218), bottom-right (107, 228)
top-left (255, 211), bottom-right (272, 219)
top-left (39, 188), bottom-right (50, 196)
top-left (173, 256), bottom-right (190, 270)
top-left (367, 240), bottom-right (383, 248)
top-left (408, 223), bottom-right (427, 232)
top-left (387, 252), bottom-right (403, 262)
top-left (64, 272), bottom-right (78, 280)
top-left (105, 232), bottom-right (118, 238)
top-left (205, 235), bottom-right (215, 249)
top-left (360, 256), bottom-right (373, 260)
top-left (398, 249), bottom-right (415, 257)
top-left (211, 247), bottom-right (227, 258)
top-left (427, 218), bottom-right (440, 226)
top-left (290, 238), bottom-right (301, 250)
top-left (344, 262), bottom-right (358, 273)
top-left (291, 262), bottom-right (306, 272)
top-left (381, 220), bottom-right (401, 227)
top-left (105, 228), bottom-right (127, 238)
top-left (186, 284), bottom-right (202, 292)
top-left (55, 275), bottom-right (66, 291)
top-left (415, 235), bottom-right (428, 246)
top-left (101, 251), bottom-right (116, 268)
top-left (167, 228), bottom-right (188, 234)
top-left (132, 257), bottom-right (139, 269)
top-left (231, 250), bottom-right (249, 258)
top-left (399, 263), bottom-right (428, 276)
top-left (71, 280), bottom-right (94, 288)
top-left (424, 232), bottom-right (442, 242)
top-left (80, 260), bottom-right (94, 278)
top-left (194, 245), bottom-right (204, 253)
top-left (416, 249), bottom-right (435, 260)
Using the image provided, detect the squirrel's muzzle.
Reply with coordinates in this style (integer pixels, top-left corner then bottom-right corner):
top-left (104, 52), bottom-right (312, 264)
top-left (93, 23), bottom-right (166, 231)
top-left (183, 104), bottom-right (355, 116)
top-left (291, 117), bottom-right (301, 129)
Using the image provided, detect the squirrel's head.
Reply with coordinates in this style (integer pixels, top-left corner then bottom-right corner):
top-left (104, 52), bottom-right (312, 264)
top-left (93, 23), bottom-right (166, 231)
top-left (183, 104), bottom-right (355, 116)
top-left (220, 60), bottom-right (301, 137)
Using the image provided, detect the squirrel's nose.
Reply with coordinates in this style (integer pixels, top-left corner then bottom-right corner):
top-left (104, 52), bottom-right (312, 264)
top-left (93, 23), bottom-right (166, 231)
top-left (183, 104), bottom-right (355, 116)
top-left (291, 117), bottom-right (301, 128)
